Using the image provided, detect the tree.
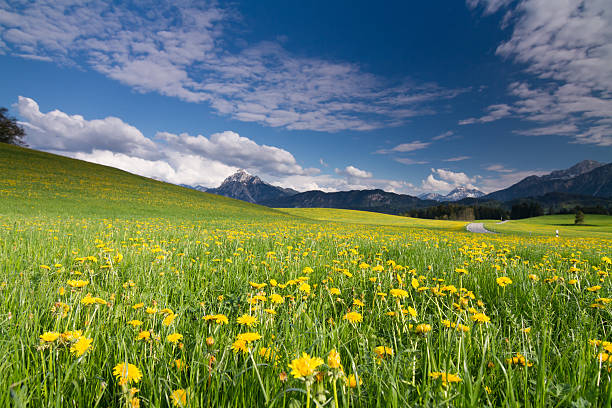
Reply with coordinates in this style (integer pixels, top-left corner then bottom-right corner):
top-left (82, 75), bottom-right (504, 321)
top-left (575, 209), bottom-right (585, 225)
top-left (0, 107), bottom-right (26, 146)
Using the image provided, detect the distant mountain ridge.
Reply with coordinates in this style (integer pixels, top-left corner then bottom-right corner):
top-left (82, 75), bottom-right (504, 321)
top-left (484, 160), bottom-right (611, 202)
top-left (419, 186), bottom-right (484, 202)
top-left (190, 160), bottom-right (612, 215)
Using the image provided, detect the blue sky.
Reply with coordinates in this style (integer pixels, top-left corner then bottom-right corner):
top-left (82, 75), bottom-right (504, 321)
top-left (1, 0), bottom-right (610, 194)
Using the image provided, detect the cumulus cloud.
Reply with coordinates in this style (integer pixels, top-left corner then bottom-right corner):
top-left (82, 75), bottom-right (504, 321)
top-left (0, 1), bottom-right (462, 132)
top-left (15, 96), bottom-right (417, 193)
top-left (466, 0), bottom-right (612, 146)
top-left (335, 165), bottom-right (373, 179)
top-left (420, 168), bottom-right (478, 193)
top-left (16, 96), bottom-right (158, 158)
top-left (15, 96), bottom-right (308, 187)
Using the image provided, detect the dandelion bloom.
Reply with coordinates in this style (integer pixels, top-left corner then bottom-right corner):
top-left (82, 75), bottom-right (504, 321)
top-left (67, 279), bottom-right (89, 288)
top-left (429, 372), bottom-right (462, 385)
top-left (170, 389), bottom-right (187, 407)
top-left (237, 314), bottom-right (258, 327)
top-left (162, 313), bottom-right (176, 326)
top-left (587, 286), bottom-right (602, 292)
top-left (343, 311), bottom-right (363, 323)
top-left (298, 283), bottom-right (311, 294)
top-left (353, 298), bottom-right (365, 307)
top-left (113, 362), bottom-right (143, 385)
top-left (288, 353), bottom-right (324, 379)
top-left (213, 314), bottom-right (228, 325)
top-left (374, 346), bottom-right (393, 359)
top-left (70, 337), bottom-right (93, 356)
top-left (231, 339), bottom-right (249, 354)
top-left (327, 349), bottom-right (342, 369)
top-left (329, 288), bottom-right (341, 295)
top-left (496, 277), bottom-right (512, 288)
top-left (127, 320), bottom-right (143, 327)
top-left (40, 332), bottom-right (60, 342)
top-left (390, 288), bottom-right (408, 298)
top-left (506, 353), bottom-right (533, 367)
top-left (237, 332), bottom-right (261, 343)
top-left (167, 333), bottom-right (183, 344)
top-left (471, 313), bottom-right (490, 323)
top-left (346, 373), bottom-right (362, 388)
top-left (137, 331), bottom-right (151, 341)
top-left (269, 294), bottom-right (284, 304)
top-left (415, 324), bottom-right (432, 334)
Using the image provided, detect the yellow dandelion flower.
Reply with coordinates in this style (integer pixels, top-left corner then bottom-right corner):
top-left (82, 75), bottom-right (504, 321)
top-left (167, 333), bottom-right (183, 344)
top-left (343, 311), bottom-right (363, 323)
top-left (170, 388), bottom-right (187, 407)
top-left (288, 353), bottom-right (324, 379)
top-left (113, 362), bottom-right (143, 385)
top-left (327, 349), bottom-right (342, 369)
top-left (70, 337), bottom-right (93, 357)
top-left (237, 314), bottom-right (258, 327)
top-left (40, 332), bottom-right (60, 342)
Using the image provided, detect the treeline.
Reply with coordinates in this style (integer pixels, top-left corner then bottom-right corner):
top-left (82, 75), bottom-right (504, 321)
top-left (404, 204), bottom-right (508, 221)
top-left (404, 202), bottom-right (612, 221)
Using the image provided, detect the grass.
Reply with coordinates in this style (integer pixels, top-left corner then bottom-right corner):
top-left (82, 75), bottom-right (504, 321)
top-left (485, 215), bottom-right (612, 238)
top-left (1, 143), bottom-right (612, 407)
top-left (277, 208), bottom-right (468, 231)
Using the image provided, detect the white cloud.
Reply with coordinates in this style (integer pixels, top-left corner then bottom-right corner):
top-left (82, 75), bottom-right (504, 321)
top-left (15, 96), bottom-right (158, 158)
top-left (443, 156), bottom-right (471, 162)
top-left (0, 1), bottom-right (462, 132)
top-left (15, 96), bottom-right (308, 187)
top-left (420, 168), bottom-right (478, 193)
top-left (484, 164), bottom-right (514, 173)
top-left (431, 130), bottom-right (454, 141)
top-left (394, 158), bottom-right (429, 165)
top-left (467, 0), bottom-right (612, 146)
top-left (335, 165), bottom-right (373, 179)
top-left (458, 104), bottom-right (512, 125)
top-left (376, 141), bottom-right (430, 154)
top-left (478, 169), bottom-right (550, 193)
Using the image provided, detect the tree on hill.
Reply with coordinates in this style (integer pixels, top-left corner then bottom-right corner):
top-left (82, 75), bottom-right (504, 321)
top-left (575, 209), bottom-right (585, 225)
top-left (0, 107), bottom-right (26, 146)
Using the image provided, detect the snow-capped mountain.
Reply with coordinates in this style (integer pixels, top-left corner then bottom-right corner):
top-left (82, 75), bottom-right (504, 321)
top-left (203, 169), bottom-right (297, 204)
top-left (419, 186), bottom-right (485, 202)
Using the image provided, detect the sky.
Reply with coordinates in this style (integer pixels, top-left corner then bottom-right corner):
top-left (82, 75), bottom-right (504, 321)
top-left (1, 0), bottom-right (611, 195)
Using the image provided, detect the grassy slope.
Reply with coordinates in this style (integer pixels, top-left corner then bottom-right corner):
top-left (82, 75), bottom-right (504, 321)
top-left (485, 214), bottom-right (612, 238)
top-left (0, 143), bottom-right (293, 222)
top-left (277, 208), bottom-right (468, 231)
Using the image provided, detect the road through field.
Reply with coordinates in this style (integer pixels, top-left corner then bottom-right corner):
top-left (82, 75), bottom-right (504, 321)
top-left (466, 220), bottom-right (507, 233)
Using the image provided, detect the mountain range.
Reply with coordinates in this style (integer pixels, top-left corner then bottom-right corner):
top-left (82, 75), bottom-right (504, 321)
top-left (189, 160), bottom-right (612, 214)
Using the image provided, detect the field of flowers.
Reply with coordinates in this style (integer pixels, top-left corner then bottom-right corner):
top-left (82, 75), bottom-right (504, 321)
top-left (1, 144), bottom-right (612, 407)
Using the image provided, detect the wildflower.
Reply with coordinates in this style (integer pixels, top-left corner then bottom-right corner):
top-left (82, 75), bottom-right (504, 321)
top-left (429, 372), bottom-right (462, 385)
top-left (132, 303), bottom-right (144, 310)
top-left (206, 337), bottom-right (214, 347)
top-left (67, 279), bottom-right (89, 288)
top-left (137, 331), bottom-right (151, 341)
top-left (303, 267), bottom-right (314, 274)
top-left (587, 286), bottom-right (602, 292)
top-left (415, 324), bottom-right (432, 334)
top-left (506, 353), bottom-right (533, 367)
top-left (496, 277), bottom-right (512, 288)
top-left (455, 268), bottom-right (468, 275)
top-left (40, 332), bottom-right (60, 342)
top-left (237, 314), bottom-right (258, 327)
top-left (471, 313), bottom-right (491, 323)
top-left (237, 332), bottom-right (261, 343)
top-left (145, 307), bottom-right (157, 314)
top-left (70, 337), bottom-right (93, 356)
top-left (288, 353), bottom-right (324, 379)
top-left (298, 283), bottom-right (311, 294)
top-left (113, 362), bottom-right (143, 385)
top-left (346, 373), bottom-right (362, 388)
top-left (170, 389), bottom-right (187, 407)
top-left (328, 349), bottom-right (342, 368)
top-left (390, 288), bottom-right (408, 298)
top-left (329, 288), bottom-right (341, 295)
top-left (374, 346), bottom-right (393, 359)
top-left (167, 333), bottom-right (183, 344)
top-left (353, 298), bottom-right (365, 307)
top-left (162, 313), bottom-right (176, 326)
top-left (269, 294), bottom-right (284, 304)
top-left (343, 311), bottom-right (363, 323)
top-left (127, 320), bottom-right (143, 327)
top-left (213, 314), bottom-right (228, 325)
top-left (232, 339), bottom-right (249, 354)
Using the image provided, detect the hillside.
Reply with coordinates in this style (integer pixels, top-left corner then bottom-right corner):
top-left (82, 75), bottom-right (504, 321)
top-left (0, 143), bottom-right (293, 221)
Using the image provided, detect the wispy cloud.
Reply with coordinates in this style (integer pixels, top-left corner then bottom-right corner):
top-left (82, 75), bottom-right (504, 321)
top-left (466, 0), bottom-right (612, 146)
top-left (394, 158), bottom-right (429, 165)
top-left (443, 156), bottom-right (470, 162)
top-left (0, 1), bottom-right (462, 132)
top-left (431, 130), bottom-right (454, 141)
top-left (375, 141), bottom-right (430, 154)
top-left (458, 104), bottom-right (512, 125)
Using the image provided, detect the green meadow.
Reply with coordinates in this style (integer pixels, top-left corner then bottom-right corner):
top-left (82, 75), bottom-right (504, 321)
top-left (1, 143), bottom-right (611, 407)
